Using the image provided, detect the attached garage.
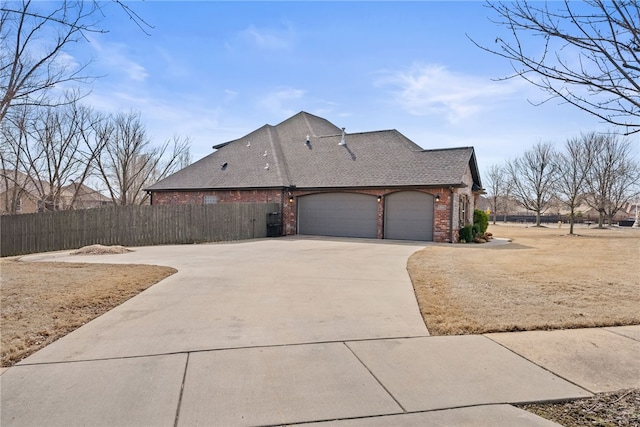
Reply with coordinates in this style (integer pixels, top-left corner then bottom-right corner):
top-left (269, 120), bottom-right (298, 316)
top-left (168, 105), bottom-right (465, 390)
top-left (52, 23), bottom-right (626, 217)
top-left (384, 191), bottom-right (434, 241)
top-left (297, 192), bottom-right (378, 238)
top-left (148, 111), bottom-right (484, 243)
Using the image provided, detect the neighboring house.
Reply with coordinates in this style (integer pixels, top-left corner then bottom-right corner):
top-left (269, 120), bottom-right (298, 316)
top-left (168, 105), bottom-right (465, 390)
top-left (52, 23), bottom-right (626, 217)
top-left (146, 111), bottom-right (483, 242)
top-left (0, 170), bottom-right (42, 214)
top-left (0, 170), bottom-right (110, 214)
top-left (61, 182), bottom-right (112, 210)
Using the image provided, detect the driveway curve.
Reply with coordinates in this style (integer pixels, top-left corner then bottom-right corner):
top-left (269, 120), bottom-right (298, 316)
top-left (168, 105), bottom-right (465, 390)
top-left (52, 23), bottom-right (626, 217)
top-left (19, 237), bottom-right (429, 364)
top-left (5, 237), bottom-right (598, 427)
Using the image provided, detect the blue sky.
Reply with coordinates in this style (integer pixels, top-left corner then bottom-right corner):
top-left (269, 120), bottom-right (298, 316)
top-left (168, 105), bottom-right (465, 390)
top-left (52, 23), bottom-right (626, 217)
top-left (68, 1), bottom-right (630, 174)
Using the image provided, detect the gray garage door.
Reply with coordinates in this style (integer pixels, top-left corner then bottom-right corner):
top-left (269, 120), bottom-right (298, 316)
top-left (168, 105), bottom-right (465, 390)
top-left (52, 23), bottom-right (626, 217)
top-left (384, 191), bottom-right (434, 241)
top-left (298, 193), bottom-right (378, 238)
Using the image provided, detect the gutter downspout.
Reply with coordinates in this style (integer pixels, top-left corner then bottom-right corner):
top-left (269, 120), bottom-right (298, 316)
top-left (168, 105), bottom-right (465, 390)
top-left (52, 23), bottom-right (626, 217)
top-left (449, 186), bottom-right (455, 243)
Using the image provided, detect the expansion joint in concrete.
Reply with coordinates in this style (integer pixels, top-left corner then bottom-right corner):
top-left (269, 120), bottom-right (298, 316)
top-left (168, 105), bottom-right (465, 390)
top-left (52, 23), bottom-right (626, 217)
top-left (342, 341), bottom-right (407, 413)
top-left (173, 353), bottom-right (190, 427)
top-left (483, 334), bottom-right (595, 395)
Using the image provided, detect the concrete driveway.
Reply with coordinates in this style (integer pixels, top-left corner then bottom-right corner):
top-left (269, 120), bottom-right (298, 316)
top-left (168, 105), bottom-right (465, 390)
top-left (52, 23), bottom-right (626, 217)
top-left (16, 237), bottom-right (430, 363)
top-left (2, 237), bottom-right (598, 426)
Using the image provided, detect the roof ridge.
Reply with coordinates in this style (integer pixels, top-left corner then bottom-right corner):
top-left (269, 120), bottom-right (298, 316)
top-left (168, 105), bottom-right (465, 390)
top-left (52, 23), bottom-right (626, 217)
top-left (300, 112), bottom-right (315, 137)
top-left (212, 124), bottom-right (274, 150)
top-left (266, 126), bottom-right (291, 186)
top-left (274, 111), bottom-right (342, 138)
top-left (419, 146), bottom-right (474, 153)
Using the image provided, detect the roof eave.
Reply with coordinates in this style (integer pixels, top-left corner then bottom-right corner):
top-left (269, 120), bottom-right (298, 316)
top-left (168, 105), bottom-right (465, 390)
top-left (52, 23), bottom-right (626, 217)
top-left (147, 185), bottom-right (288, 193)
top-left (148, 183), bottom-right (471, 192)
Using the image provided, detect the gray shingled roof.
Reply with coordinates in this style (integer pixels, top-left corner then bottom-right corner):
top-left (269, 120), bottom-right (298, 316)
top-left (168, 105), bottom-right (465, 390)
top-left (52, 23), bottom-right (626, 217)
top-left (147, 111), bottom-right (481, 191)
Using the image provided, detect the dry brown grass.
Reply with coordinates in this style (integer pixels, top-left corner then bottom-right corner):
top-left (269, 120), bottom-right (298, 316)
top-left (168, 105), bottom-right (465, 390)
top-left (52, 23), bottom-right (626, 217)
top-left (0, 259), bottom-right (176, 367)
top-left (408, 224), bottom-right (640, 335)
top-left (520, 389), bottom-right (640, 427)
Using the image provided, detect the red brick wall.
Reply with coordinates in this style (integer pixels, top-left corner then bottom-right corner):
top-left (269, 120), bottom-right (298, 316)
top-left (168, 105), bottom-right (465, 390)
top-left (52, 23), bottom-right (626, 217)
top-left (152, 187), bottom-right (456, 243)
top-left (152, 189), bottom-right (283, 205)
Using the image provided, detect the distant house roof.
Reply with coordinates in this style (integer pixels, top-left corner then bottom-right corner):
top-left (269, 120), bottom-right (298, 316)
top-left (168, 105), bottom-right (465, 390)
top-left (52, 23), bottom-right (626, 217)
top-left (0, 169), bottom-right (40, 195)
top-left (147, 111), bottom-right (482, 191)
top-left (61, 182), bottom-right (110, 203)
top-left (1, 169), bottom-right (109, 203)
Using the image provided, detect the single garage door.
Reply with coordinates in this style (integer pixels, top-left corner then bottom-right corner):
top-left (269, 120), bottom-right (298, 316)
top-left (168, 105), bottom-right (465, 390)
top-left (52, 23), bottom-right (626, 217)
top-left (384, 191), bottom-right (434, 241)
top-left (298, 192), bottom-right (378, 238)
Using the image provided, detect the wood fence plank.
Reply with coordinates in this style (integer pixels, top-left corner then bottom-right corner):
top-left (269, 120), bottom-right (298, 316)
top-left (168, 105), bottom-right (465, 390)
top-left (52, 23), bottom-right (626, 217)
top-left (0, 203), bottom-right (280, 257)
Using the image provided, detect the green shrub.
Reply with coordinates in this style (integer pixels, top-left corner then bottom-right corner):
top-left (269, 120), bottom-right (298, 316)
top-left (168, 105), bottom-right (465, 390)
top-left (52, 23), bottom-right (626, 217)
top-left (459, 225), bottom-right (473, 243)
top-left (474, 209), bottom-right (489, 234)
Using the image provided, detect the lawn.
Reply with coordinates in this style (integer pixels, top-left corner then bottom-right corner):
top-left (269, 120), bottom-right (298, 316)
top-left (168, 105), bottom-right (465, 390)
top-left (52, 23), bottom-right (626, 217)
top-left (407, 223), bottom-right (640, 335)
top-left (1, 258), bottom-right (175, 367)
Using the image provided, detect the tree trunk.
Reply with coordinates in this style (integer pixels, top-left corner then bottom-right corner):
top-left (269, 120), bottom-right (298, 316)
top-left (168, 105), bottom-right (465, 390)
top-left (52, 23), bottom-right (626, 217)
top-left (568, 212), bottom-right (575, 235)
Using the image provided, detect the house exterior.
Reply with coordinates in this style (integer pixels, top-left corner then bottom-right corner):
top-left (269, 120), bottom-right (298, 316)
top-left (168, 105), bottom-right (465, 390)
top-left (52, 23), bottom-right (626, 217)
top-left (1, 170), bottom-right (110, 214)
top-left (146, 112), bottom-right (483, 242)
top-left (0, 170), bottom-right (42, 214)
top-left (61, 182), bottom-right (112, 210)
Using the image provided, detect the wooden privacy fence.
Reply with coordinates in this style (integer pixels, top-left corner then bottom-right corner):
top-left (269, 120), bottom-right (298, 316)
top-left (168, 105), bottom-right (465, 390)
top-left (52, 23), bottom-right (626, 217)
top-left (0, 203), bottom-right (281, 257)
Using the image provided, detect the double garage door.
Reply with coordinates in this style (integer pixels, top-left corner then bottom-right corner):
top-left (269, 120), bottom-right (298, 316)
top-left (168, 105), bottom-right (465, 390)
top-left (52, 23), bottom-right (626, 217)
top-left (297, 191), bottom-right (434, 241)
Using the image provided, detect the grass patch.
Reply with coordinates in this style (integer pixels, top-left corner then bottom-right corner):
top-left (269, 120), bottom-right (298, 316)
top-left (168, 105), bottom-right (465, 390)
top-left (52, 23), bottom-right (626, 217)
top-left (408, 224), bottom-right (640, 335)
top-left (1, 259), bottom-right (176, 367)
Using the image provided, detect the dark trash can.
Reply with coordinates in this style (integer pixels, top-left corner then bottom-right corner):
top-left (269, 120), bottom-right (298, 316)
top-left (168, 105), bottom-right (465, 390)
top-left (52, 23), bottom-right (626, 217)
top-left (266, 212), bottom-right (282, 237)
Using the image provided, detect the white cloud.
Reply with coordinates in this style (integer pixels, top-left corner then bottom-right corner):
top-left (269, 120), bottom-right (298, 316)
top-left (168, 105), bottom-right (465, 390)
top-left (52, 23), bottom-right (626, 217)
top-left (82, 88), bottom-right (225, 157)
top-left (89, 38), bottom-right (149, 82)
top-left (258, 87), bottom-right (306, 117)
top-left (224, 89), bottom-right (239, 102)
top-left (375, 64), bottom-right (523, 124)
top-left (155, 47), bottom-right (190, 79)
top-left (52, 51), bottom-right (80, 72)
top-left (238, 24), bottom-right (295, 50)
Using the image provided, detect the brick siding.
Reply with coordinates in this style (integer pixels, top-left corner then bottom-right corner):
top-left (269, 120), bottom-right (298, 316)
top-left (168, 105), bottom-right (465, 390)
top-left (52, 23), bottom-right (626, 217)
top-left (152, 187), bottom-right (462, 243)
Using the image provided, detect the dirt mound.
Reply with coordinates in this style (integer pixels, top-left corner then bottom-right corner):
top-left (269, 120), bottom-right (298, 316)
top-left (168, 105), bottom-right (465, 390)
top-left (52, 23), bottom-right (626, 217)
top-left (71, 244), bottom-right (133, 255)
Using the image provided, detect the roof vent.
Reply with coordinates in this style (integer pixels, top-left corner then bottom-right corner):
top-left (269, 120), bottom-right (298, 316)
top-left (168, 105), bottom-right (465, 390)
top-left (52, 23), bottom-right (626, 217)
top-left (221, 162), bottom-right (228, 170)
top-left (305, 135), bottom-right (310, 145)
top-left (263, 150), bottom-right (268, 157)
top-left (264, 163), bottom-right (269, 170)
top-left (247, 141), bottom-right (251, 147)
top-left (339, 127), bottom-right (346, 146)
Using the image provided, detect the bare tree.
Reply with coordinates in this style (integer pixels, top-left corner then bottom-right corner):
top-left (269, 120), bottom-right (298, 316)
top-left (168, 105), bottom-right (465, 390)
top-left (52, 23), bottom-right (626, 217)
top-left (501, 175), bottom-right (513, 223)
top-left (506, 142), bottom-right (558, 226)
top-left (606, 157), bottom-right (640, 224)
top-left (483, 163), bottom-right (506, 224)
top-left (19, 100), bottom-right (105, 210)
top-left (0, 0), bottom-right (151, 124)
top-left (0, 98), bottom-right (109, 212)
top-left (553, 133), bottom-right (598, 234)
top-left (586, 133), bottom-right (640, 226)
top-left (0, 106), bottom-right (31, 213)
top-left (96, 111), bottom-right (190, 206)
top-left (472, 1), bottom-right (640, 134)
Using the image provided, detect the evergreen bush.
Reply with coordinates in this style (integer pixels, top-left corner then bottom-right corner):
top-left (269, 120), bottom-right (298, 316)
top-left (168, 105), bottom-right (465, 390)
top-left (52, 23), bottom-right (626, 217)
top-left (474, 209), bottom-right (489, 234)
top-left (459, 225), bottom-right (474, 243)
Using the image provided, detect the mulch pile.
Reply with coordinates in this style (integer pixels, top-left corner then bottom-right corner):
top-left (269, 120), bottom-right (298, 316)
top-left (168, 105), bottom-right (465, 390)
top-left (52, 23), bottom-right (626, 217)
top-left (70, 245), bottom-right (132, 255)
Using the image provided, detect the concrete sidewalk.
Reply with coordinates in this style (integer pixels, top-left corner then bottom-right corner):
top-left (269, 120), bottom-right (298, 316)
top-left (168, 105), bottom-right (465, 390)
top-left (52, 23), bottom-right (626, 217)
top-left (1, 238), bottom-right (638, 426)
